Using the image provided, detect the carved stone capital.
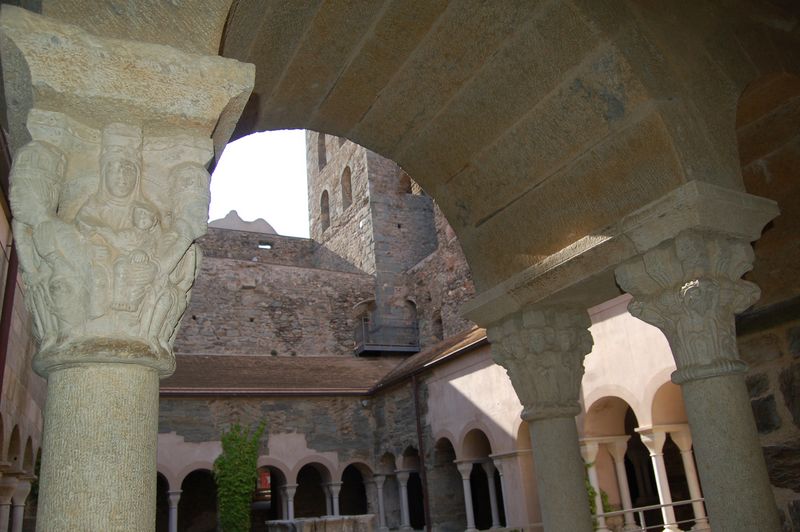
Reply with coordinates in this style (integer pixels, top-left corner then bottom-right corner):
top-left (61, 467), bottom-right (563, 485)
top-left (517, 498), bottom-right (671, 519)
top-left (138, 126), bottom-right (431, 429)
top-left (1, 8), bottom-right (254, 377)
top-left (615, 230), bottom-right (759, 384)
top-left (488, 306), bottom-right (593, 421)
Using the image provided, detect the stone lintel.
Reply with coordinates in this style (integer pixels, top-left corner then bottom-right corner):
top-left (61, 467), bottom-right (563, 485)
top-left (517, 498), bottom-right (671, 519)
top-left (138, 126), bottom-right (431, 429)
top-left (0, 6), bottom-right (254, 155)
top-left (463, 181), bottom-right (779, 327)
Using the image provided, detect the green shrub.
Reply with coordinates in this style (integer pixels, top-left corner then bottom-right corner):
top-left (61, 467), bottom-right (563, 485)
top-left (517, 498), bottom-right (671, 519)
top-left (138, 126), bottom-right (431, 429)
top-left (214, 423), bottom-right (265, 532)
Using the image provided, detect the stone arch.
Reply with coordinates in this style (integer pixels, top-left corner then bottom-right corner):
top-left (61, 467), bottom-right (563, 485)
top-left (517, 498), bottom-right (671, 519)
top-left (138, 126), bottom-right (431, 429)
top-left (735, 71), bottom-right (800, 306)
top-left (459, 425), bottom-right (494, 461)
top-left (290, 455), bottom-right (335, 484)
top-left (317, 132), bottom-right (327, 170)
top-left (157, 466), bottom-right (179, 493)
top-left (22, 437), bottom-right (34, 473)
top-left (319, 189), bottom-right (330, 232)
top-left (7, 426), bottom-right (21, 471)
top-left (155, 472), bottom-right (170, 532)
top-left (294, 462), bottom-right (333, 518)
top-left (179, 469), bottom-right (217, 532)
top-left (256, 455), bottom-right (291, 480)
top-left (253, 464), bottom-right (288, 522)
top-left (431, 437), bottom-right (467, 530)
top-left (175, 461), bottom-right (216, 488)
top-left (514, 419), bottom-right (531, 451)
top-left (340, 462), bottom-right (371, 516)
top-left (341, 165), bottom-right (353, 210)
top-left (584, 395), bottom-right (637, 438)
top-left (399, 447), bottom-right (425, 529)
top-left (651, 381), bottom-right (688, 426)
top-left (213, 1), bottom-right (778, 293)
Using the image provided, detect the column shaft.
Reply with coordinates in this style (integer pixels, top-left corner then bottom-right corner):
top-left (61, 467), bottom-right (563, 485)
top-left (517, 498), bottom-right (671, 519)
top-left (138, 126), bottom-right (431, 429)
top-left (286, 485), bottom-right (297, 521)
top-left (608, 440), bottom-right (638, 531)
top-left (682, 375), bottom-right (778, 530)
top-left (649, 452), bottom-right (678, 530)
top-left (581, 444), bottom-right (610, 532)
top-left (10, 505), bottom-right (22, 532)
top-left (374, 477), bottom-right (388, 530)
top-left (0, 504), bottom-right (9, 532)
top-left (167, 490), bottom-right (181, 532)
top-left (397, 473), bottom-right (412, 530)
top-left (529, 419), bottom-right (593, 532)
top-left (457, 465), bottom-right (478, 532)
top-left (482, 462), bottom-right (501, 529)
top-left (38, 364), bottom-right (159, 531)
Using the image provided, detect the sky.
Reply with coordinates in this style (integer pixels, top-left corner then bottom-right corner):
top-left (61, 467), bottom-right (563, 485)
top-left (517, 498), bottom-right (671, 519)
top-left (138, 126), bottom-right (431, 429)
top-left (209, 129), bottom-right (310, 238)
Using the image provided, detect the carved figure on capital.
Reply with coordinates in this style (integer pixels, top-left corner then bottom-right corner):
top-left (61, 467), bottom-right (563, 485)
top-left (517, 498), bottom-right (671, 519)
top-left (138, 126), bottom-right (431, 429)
top-left (488, 306), bottom-right (593, 421)
top-left (9, 110), bottom-right (212, 375)
top-left (615, 230), bottom-right (761, 383)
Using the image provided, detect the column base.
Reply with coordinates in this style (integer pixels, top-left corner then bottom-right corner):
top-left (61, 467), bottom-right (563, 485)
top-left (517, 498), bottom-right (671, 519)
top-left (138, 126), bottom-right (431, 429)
top-left (621, 524), bottom-right (641, 532)
top-left (691, 520), bottom-right (711, 531)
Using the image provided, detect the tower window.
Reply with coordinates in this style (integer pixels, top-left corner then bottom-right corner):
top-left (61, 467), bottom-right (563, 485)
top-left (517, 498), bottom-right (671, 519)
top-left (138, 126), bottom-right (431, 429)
top-left (318, 133), bottom-right (327, 170)
top-left (341, 166), bottom-right (353, 210)
top-left (320, 190), bottom-right (330, 231)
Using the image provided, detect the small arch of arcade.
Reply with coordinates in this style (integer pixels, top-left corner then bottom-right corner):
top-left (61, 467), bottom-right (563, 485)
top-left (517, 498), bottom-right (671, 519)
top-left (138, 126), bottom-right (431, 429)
top-left (580, 378), bottom-right (708, 531)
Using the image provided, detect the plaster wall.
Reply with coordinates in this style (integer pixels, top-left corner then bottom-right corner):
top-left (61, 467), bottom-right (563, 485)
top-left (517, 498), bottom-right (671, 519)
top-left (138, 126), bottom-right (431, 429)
top-left (582, 294), bottom-right (678, 431)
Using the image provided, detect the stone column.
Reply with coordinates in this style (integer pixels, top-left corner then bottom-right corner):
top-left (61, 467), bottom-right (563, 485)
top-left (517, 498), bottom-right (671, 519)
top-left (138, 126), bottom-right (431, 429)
top-left (606, 437), bottom-right (639, 532)
top-left (491, 457), bottom-right (510, 525)
top-left (167, 490), bottom-right (181, 532)
top-left (670, 428), bottom-right (709, 530)
top-left (580, 442), bottom-right (610, 532)
top-left (373, 474), bottom-right (389, 531)
top-left (396, 470), bottom-right (413, 531)
top-left (455, 462), bottom-right (478, 532)
top-left (616, 229), bottom-right (782, 531)
top-left (0, 7), bottom-right (253, 532)
top-left (323, 484), bottom-right (333, 515)
top-left (285, 484), bottom-right (298, 520)
top-left (637, 431), bottom-right (678, 531)
top-left (279, 486), bottom-right (288, 519)
top-left (0, 477), bottom-right (18, 532)
top-left (10, 479), bottom-right (31, 532)
top-left (488, 306), bottom-right (594, 532)
top-left (329, 482), bottom-right (342, 516)
top-left (480, 461), bottom-right (502, 529)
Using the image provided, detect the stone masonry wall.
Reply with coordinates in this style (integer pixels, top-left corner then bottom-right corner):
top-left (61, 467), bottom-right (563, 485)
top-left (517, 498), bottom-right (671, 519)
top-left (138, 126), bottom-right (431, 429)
top-left (739, 315), bottom-right (800, 530)
top-left (407, 201), bottom-right (476, 348)
top-left (199, 227), bottom-right (362, 273)
top-left (307, 132), bottom-right (376, 274)
top-left (174, 255), bottom-right (374, 356)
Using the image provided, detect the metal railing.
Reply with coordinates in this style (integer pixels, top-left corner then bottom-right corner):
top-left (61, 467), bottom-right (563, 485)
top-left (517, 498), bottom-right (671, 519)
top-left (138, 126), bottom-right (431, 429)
top-left (354, 316), bottom-right (420, 354)
top-left (524, 499), bottom-right (710, 532)
top-left (597, 498), bottom-right (710, 531)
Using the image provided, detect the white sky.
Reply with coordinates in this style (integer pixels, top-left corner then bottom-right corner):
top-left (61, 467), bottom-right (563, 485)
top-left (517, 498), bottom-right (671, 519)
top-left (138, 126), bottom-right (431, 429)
top-left (209, 129), bottom-right (310, 238)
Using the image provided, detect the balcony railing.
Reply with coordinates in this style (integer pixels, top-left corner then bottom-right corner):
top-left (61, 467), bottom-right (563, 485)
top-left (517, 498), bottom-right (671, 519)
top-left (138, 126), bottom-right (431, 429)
top-left (354, 317), bottom-right (420, 355)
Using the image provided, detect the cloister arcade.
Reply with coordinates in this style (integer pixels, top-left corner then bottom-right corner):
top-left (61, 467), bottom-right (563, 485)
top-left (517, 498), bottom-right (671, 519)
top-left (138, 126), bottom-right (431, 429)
top-left (0, 2), bottom-right (798, 531)
top-left (0, 414), bottom-right (39, 532)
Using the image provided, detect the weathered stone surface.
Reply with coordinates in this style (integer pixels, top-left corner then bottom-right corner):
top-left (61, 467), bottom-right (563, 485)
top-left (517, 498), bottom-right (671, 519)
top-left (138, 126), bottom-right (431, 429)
top-left (751, 395), bottom-right (782, 434)
top-left (780, 363), bottom-right (800, 428)
top-left (789, 499), bottom-right (800, 531)
top-left (746, 372), bottom-right (770, 398)
top-left (763, 439), bottom-right (800, 493)
top-left (740, 333), bottom-right (784, 366)
top-left (789, 326), bottom-right (800, 359)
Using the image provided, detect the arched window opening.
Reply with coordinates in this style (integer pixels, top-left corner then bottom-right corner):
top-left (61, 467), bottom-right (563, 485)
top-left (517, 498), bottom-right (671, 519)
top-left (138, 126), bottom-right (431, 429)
top-left (295, 463), bottom-right (331, 518)
top-left (341, 166), bottom-right (353, 210)
top-left (179, 469), bottom-right (217, 532)
top-left (253, 466), bottom-right (287, 524)
top-left (340, 464), bottom-right (369, 515)
top-left (398, 170), bottom-right (412, 194)
top-left (317, 133), bottom-right (327, 170)
top-left (155, 473), bottom-right (170, 532)
top-left (320, 190), bottom-right (330, 232)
